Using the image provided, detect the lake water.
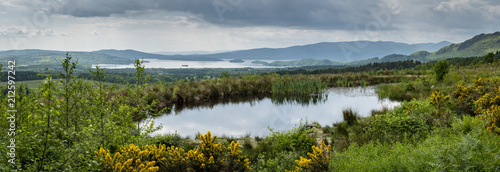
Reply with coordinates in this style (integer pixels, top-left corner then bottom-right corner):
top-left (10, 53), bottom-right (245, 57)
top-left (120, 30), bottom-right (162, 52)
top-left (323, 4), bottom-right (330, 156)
top-left (94, 59), bottom-right (280, 69)
top-left (151, 86), bottom-right (400, 137)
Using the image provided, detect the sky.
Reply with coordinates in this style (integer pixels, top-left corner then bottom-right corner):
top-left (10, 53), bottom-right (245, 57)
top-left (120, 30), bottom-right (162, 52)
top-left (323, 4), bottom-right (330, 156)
top-left (0, 0), bottom-right (499, 53)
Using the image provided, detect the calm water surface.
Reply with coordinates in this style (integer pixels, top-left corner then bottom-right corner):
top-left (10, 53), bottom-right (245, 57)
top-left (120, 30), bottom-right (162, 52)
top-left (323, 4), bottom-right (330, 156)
top-left (95, 59), bottom-right (279, 69)
top-left (152, 86), bottom-right (399, 137)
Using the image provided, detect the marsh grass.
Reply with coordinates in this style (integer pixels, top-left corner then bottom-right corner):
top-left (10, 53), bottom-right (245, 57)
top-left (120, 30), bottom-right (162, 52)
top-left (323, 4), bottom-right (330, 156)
top-left (342, 108), bottom-right (360, 126)
top-left (119, 73), bottom-right (413, 118)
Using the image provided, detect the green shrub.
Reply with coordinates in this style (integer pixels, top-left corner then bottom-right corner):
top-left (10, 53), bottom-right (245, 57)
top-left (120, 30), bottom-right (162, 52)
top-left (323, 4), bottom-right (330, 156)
top-left (252, 152), bottom-right (301, 172)
top-left (365, 101), bottom-right (432, 143)
top-left (256, 124), bottom-right (316, 158)
top-left (434, 60), bottom-right (449, 82)
top-left (151, 133), bottom-right (183, 148)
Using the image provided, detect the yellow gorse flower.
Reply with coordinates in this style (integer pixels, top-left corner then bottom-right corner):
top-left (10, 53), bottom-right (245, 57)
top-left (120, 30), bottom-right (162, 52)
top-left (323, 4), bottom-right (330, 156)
top-left (450, 78), bottom-right (500, 134)
top-left (95, 131), bottom-right (251, 171)
top-left (287, 139), bottom-right (332, 172)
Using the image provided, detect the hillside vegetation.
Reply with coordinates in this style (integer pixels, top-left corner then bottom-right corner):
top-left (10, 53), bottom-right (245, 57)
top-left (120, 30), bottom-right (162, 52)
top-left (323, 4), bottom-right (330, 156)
top-left (1, 52), bottom-right (499, 171)
top-left (428, 32), bottom-right (500, 59)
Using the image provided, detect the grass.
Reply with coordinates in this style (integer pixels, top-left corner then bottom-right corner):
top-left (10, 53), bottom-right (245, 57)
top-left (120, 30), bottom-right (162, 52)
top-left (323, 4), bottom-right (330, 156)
top-left (342, 108), bottom-right (360, 126)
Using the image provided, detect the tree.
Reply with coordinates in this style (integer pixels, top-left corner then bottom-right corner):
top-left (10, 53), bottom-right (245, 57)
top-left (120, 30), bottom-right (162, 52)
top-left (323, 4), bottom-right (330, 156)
top-left (434, 60), bottom-right (449, 82)
top-left (483, 52), bottom-right (496, 63)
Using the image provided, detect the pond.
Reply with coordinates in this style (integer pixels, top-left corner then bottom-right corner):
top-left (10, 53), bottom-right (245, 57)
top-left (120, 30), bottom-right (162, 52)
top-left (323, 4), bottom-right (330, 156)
top-left (94, 59), bottom-right (280, 69)
top-left (151, 86), bottom-right (400, 137)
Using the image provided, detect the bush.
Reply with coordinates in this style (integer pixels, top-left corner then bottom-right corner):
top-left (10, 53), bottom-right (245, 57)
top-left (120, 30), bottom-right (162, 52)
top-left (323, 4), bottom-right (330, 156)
top-left (451, 77), bottom-right (500, 134)
top-left (151, 133), bottom-right (183, 148)
top-left (95, 144), bottom-right (161, 172)
top-left (365, 101), bottom-right (432, 143)
top-left (287, 140), bottom-right (332, 172)
top-left (252, 152), bottom-right (301, 172)
top-left (96, 131), bottom-right (251, 171)
top-left (483, 52), bottom-right (496, 63)
top-left (256, 124), bottom-right (316, 158)
top-left (434, 60), bottom-right (449, 82)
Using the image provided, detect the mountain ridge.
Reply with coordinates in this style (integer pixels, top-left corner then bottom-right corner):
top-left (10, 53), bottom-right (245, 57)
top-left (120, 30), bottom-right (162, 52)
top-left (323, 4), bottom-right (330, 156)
top-left (4, 31), bottom-right (500, 67)
top-left (425, 32), bottom-right (500, 59)
top-left (182, 41), bottom-right (452, 62)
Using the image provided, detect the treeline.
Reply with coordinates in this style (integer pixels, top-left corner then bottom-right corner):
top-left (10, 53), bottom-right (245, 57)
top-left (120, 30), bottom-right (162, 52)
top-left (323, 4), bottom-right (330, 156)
top-left (416, 52), bottom-right (500, 70)
top-left (0, 71), bottom-right (45, 82)
top-left (277, 60), bottom-right (422, 75)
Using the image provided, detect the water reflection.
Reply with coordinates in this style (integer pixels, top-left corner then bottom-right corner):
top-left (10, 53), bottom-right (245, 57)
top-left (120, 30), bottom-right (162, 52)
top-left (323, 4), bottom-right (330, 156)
top-left (166, 93), bottom-right (328, 115)
top-left (271, 93), bottom-right (328, 106)
top-left (152, 86), bottom-right (399, 137)
top-left (165, 94), bottom-right (268, 115)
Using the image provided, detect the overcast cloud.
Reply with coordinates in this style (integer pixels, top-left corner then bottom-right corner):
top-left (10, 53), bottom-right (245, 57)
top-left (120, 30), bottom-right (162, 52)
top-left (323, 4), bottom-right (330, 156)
top-left (0, 0), bottom-right (499, 52)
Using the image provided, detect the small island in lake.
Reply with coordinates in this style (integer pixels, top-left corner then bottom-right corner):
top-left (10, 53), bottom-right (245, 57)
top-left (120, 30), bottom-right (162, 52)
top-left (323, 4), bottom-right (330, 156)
top-left (251, 60), bottom-right (269, 65)
top-left (229, 59), bottom-right (245, 63)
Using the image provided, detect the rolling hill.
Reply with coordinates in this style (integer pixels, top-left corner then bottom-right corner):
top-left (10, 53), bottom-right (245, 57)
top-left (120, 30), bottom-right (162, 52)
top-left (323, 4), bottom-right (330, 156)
top-left (425, 32), bottom-right (500, 59)
top-left (92, 49), bottom-right (223, 61)
top-left (268, 31), bottom-right (500, 67)
top-left (370, 31), bottom-right (500, 63)
top-left (0, 50), bottom-right (134, 66)
top-left (167, 41), bottom-right (451, 62)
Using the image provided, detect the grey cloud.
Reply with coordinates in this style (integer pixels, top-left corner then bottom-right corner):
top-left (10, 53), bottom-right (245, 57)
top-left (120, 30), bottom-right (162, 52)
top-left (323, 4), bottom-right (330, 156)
top-left (6, 0), bottom-right (500, 32)
top-left (43, 0), bottom-right (396, 30)
top-left (430, 0), bottom-right (494, 28)
top-left (0, 25), bottom-right (70, 37)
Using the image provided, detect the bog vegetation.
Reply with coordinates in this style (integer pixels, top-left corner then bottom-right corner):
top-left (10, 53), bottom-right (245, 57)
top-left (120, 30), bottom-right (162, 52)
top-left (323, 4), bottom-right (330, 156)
top-left (0, 52), bottom-right (499, 171)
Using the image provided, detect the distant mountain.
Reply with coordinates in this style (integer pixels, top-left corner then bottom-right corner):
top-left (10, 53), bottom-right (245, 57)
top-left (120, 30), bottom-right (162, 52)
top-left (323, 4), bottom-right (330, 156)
top-left (365, 32), bottom-right (500, 63)
top-left (0, 49), bottom-right (133, 66)
top-left (93, 49), bottom-right (222, 61)
top-left (153, 50), bottom-right (229, 55)
top-left (165, 41), bottom-right (451, 62)
top-left (413, 41), bottom-right (456, 53)
top-left (425, 32), bottom-right (500, 59)
top-left (0, 49), bottom-right (63, 56)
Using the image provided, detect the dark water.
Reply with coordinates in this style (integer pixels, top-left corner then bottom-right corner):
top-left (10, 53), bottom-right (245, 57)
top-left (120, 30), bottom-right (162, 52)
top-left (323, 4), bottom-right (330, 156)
top-left (152, 86), bottom-right (399, 137)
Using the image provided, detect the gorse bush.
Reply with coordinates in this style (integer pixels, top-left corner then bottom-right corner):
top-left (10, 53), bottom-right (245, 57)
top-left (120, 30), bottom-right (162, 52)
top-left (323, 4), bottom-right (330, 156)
top-left (95, 144), bottom-right (160, 172)
top-left (287, 139), bottom-right (332, 172)
top-left (429, 91), bottom-right (450, 110)
top-left (451, 77), bottom-right (500, 134)
top-left (96, 131), bottom-right (251, 172)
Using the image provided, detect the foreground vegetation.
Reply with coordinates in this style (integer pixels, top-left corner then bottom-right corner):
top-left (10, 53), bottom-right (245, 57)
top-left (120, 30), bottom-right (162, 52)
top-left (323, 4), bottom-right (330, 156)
top-left (1, 53), bottom-right (499, 171)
